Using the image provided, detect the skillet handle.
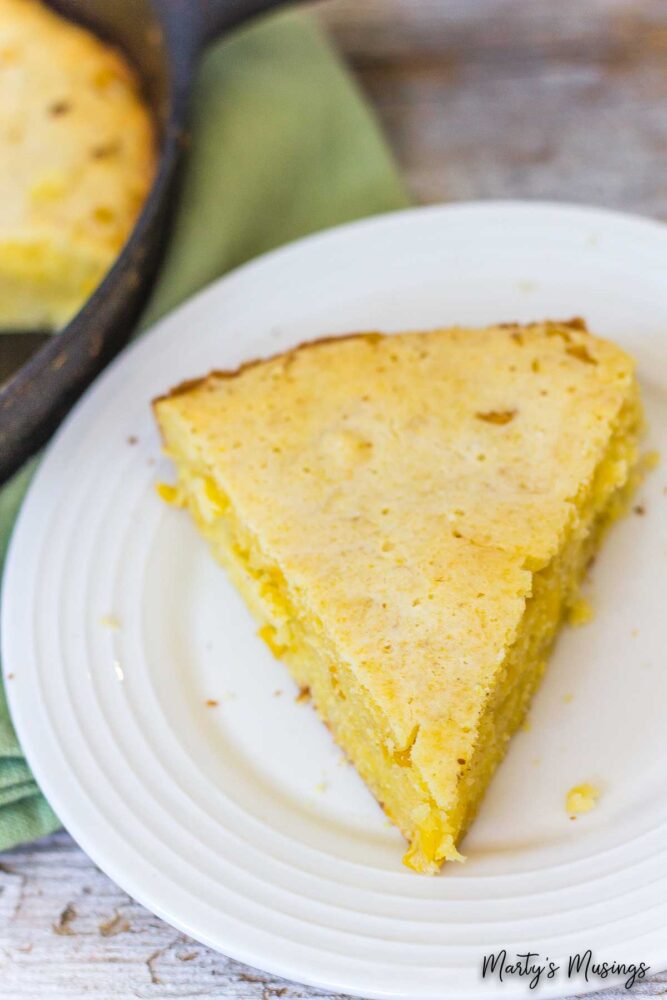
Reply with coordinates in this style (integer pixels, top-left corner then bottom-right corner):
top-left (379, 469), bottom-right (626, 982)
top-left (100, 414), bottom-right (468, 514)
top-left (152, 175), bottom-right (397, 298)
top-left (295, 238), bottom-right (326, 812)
top-left (198, 0), bottom-right (304, 47)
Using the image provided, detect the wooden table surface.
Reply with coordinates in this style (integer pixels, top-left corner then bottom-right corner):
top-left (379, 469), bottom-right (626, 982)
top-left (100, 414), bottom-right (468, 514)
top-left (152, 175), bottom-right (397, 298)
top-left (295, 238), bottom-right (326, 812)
top-left (2, 1), bottom-right (667, 997)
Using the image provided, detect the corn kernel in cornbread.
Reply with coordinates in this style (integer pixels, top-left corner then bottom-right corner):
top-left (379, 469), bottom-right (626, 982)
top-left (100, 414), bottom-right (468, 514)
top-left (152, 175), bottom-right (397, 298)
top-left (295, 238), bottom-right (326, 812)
top-left (154, 321), bottom-right (642, 872)
top-left (0, 0), bottom-right (155, 329)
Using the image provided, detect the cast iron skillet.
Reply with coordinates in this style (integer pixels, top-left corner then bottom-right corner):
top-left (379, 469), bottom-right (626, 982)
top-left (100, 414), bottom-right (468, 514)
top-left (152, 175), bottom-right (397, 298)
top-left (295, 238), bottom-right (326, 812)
top-left (0, 0), bottom-right (300, 484)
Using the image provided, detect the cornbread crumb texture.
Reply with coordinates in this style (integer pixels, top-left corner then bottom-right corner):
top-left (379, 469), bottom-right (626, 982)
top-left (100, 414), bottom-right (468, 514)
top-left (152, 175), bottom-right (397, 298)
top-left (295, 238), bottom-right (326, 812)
top-left (566, 783), bottom-right (600, 815)
top-left (155, 321), bottom-right (640, 872)
top-left (0, 0), bottom-right (155, 328)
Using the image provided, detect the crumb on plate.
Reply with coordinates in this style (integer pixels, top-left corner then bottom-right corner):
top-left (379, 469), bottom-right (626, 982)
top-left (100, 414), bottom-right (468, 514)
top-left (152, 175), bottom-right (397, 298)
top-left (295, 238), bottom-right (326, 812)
top-left (568, 597), bottom-right (594, 627)
top-left (566, 782), bottom-right (599, 815)
top-left (99, 614), bottom-right (120, 629)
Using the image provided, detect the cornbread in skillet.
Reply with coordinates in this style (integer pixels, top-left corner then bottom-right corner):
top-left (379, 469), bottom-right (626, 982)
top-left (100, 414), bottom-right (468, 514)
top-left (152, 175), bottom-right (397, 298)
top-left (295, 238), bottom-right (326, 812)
top-left (0, 0), bottom-right (155, 329)
top-left (154, 321), bottom-right (642, 873)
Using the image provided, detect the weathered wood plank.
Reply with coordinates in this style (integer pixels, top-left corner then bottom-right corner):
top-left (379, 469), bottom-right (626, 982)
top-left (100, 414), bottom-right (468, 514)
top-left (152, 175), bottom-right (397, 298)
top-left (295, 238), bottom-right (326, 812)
top-left (0, 832), bottom-right (346, 999)
top-left (319, 0), bottom-right (667, 213)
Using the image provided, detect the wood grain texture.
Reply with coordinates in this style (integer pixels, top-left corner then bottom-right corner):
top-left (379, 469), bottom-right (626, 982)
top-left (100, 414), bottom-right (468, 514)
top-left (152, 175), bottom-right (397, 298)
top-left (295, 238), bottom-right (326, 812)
top-left (319, 0), bottom-right (667, 212)
top-left (0, 833), bottom-right (349, 1000)
top-left (3, 2), bottom-right (667, 997)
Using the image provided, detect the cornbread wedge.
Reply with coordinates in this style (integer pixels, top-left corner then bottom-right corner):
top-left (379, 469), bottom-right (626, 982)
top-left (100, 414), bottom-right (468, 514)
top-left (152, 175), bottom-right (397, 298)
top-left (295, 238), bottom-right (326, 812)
top-left (154, 321), bottom-right (642, 873)
top-left (0, 0), bottom-right (155, 329)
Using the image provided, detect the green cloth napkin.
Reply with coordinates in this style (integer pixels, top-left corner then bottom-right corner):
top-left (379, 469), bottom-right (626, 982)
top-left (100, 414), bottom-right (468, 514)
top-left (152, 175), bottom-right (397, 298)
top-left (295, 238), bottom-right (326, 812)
top-left (0, 10), bottom-right (408, 852)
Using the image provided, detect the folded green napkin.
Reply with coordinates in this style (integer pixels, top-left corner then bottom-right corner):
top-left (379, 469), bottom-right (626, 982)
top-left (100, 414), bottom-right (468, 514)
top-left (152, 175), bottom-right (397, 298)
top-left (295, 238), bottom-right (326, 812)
top-left (0, 10), bottom-right (408, 852)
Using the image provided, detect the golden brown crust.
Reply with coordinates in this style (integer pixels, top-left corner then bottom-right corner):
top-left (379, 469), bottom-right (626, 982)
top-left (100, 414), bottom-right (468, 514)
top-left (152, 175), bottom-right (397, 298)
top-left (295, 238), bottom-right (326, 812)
top-left (151, 320), bottom-right (589, 409)
top-left (151, 331), bottom-right (384, 407)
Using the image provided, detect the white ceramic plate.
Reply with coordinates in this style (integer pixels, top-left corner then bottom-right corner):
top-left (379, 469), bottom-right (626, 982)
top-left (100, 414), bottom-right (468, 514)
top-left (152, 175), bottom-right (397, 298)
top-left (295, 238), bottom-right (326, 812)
top-left (3, 202), bottom-right (667, 1000)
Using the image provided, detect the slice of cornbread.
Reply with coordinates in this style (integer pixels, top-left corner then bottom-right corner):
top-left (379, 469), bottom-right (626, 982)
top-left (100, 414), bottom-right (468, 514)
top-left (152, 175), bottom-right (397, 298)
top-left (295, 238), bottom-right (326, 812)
top-left (0, 0), bottom-right (155, 329)
top-left (154, 320), bottom-right (642, 873)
